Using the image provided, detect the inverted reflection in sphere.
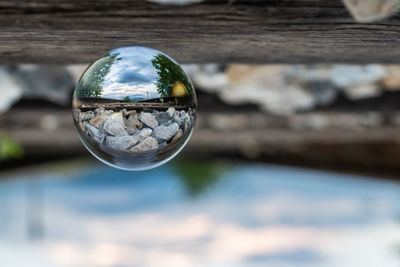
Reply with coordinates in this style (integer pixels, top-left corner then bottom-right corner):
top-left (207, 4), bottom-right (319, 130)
top-left (72, 47), bottom-right (197, 170)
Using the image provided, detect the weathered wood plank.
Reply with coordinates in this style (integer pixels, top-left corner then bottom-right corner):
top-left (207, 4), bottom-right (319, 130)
top-left (1, 0), bottom-right (400, 63)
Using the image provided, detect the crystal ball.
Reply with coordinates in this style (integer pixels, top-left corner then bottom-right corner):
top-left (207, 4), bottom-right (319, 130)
top-left (72, 46), bottom-right (197, 170)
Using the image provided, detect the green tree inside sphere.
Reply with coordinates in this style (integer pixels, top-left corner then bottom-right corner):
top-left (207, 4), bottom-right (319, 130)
top-left (151, 54), bottom-right (193, 98)
top-left (76, 52), bottom-right (121, 98)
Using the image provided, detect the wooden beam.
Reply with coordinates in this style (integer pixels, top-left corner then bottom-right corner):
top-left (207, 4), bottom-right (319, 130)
top-left (3, 108), bottom-right (400, 175)
top-left (1, 0), bottom-right (400, 64)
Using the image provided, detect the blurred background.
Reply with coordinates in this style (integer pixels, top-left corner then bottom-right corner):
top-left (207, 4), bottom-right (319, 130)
top-left (1, 63), bottom-right (400, 266)
top-left (3, 0), bottom-right (400, 266)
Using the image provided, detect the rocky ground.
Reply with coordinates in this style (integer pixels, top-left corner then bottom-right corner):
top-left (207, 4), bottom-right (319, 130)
top-left (3, 63), bottom-right (400, 115)
top-left (184, 64), bottom-right (400, 114)
top-left (73, 107), bottom-right (195, 153)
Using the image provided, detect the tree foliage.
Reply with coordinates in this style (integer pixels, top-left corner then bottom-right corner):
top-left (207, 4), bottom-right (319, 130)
top-left (76, 52), bottom-right (120, 98)
top-left (151, 54), bottom-right (193, 98)
top-left (123, 96), bottom-right (131, 102)
top-left (0, 134), bottom-right (24, 161)
top-left (174, 160), bottom-right (226, 197)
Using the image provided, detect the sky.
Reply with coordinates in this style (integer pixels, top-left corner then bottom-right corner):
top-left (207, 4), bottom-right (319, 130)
top-left (100, 47), bottom-right (162, 101)
top-left (1, 161), bottom-right (400, 267)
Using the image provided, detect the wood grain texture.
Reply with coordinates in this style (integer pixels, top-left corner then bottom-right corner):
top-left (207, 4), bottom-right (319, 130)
top-left (1, 0), bottom-right (400, 63)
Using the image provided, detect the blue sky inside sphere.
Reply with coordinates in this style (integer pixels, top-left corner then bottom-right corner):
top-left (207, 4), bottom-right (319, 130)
top-left (101, 47), bottom-right (162, 101)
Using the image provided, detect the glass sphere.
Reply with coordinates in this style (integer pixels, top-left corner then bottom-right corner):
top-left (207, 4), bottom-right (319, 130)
top-left (72, 46), bottom-right (197, 170)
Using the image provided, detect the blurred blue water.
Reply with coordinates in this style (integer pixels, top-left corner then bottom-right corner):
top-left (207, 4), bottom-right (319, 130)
top-left (0, 159), bottom-right (399, 267)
